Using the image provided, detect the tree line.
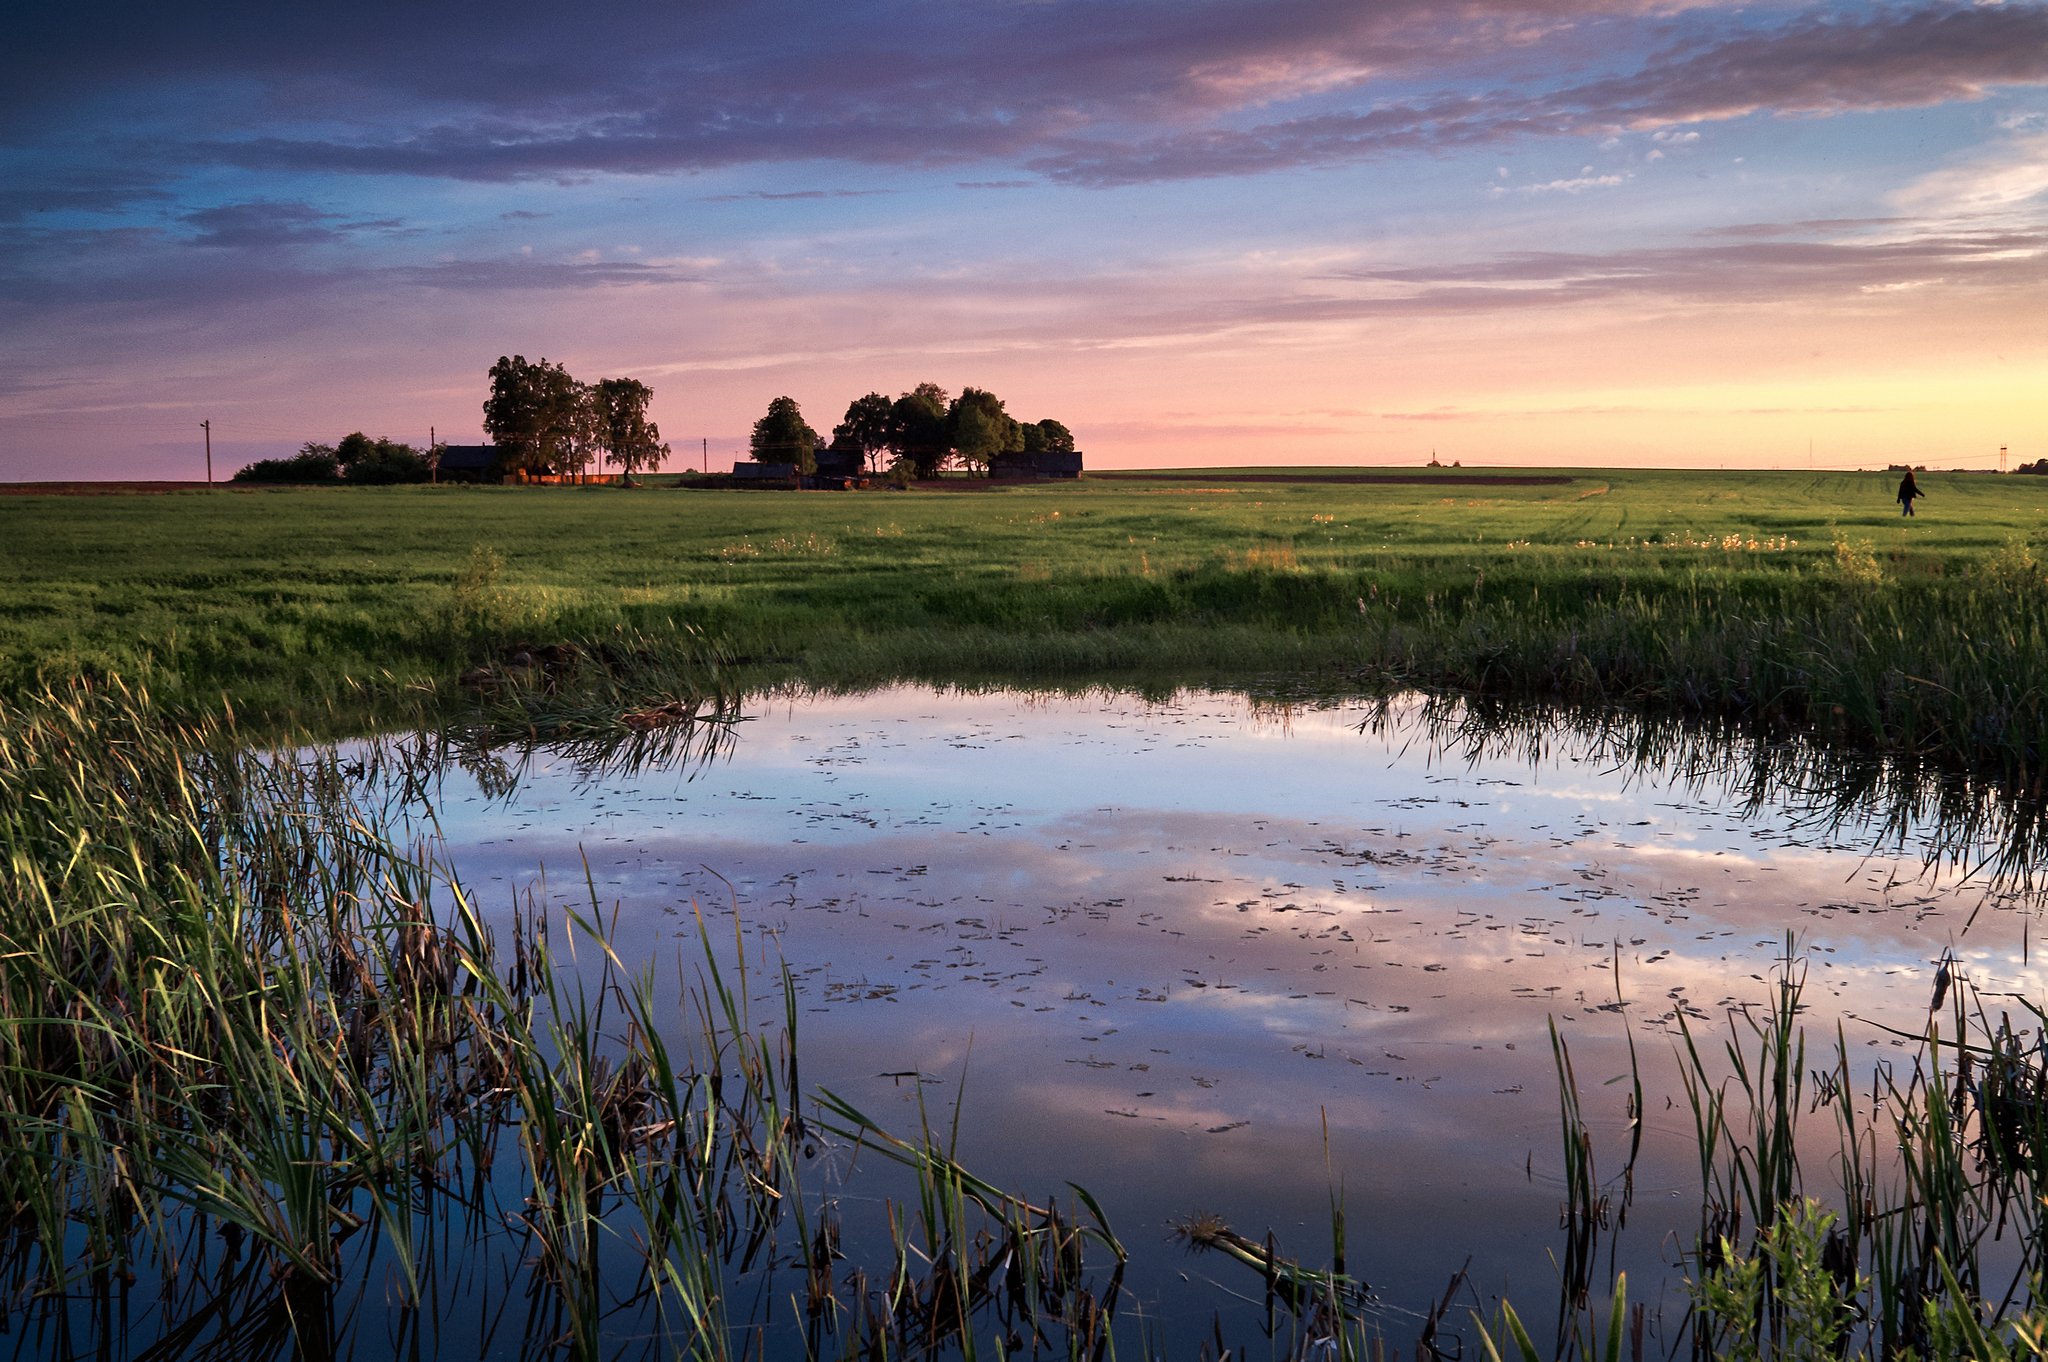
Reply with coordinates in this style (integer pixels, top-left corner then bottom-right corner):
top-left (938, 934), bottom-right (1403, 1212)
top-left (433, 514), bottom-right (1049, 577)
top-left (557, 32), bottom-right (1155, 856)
top-left (232, 356), bottom-right (670, 485)
top-left (232, 432), bottom-right (438, 484)
top-left (751, 385), bottom-right (1074, 478)
top-left (483, 356), bottom-right (668, 478)
top-left (229, 366), bottom-right (1071, 488)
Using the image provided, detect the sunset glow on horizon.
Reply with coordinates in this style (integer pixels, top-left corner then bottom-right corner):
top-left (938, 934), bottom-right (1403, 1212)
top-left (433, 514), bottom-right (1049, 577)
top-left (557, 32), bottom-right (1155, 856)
top-left (4, 0), bottom-right (2046, 479)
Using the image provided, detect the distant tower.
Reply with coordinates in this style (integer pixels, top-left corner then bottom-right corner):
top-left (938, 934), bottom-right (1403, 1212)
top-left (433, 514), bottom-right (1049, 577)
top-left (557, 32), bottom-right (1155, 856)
top-left (2000, 444), bottom-right (2009, 473)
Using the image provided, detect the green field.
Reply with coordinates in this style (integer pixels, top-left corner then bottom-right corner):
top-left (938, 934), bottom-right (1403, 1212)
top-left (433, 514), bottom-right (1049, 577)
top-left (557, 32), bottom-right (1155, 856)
top-left (4, 466), bottom-right (2047, 782)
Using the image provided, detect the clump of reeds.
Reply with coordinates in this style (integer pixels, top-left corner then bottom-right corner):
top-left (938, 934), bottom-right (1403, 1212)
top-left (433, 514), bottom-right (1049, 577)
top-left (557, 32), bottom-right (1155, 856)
top-left (1345, 558), bottom-right (2048, 846)
top-left (816, 1083), bottom-right (1130, 1358)
top-left (1379, 691), bottom-right (2048, 898)
top-left (1495, 937), bottom-right (2048, 1361)
top-left (449, 623), bottom-right (740, 743)
top-left (0, 675), bottom-right (1137, 1359)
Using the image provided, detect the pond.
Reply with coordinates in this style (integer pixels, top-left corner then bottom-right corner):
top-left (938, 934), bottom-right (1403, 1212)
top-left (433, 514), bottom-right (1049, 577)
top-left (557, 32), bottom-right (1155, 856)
top-left (18, 683), bottom-right (2045, 1361)
top-left (404, 685), bottom-right (2040, 1356)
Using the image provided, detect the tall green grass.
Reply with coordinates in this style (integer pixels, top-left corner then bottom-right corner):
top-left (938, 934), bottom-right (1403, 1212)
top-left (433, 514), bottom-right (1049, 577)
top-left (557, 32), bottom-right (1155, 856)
top-left (6, 474), bottom-right (2048, 796)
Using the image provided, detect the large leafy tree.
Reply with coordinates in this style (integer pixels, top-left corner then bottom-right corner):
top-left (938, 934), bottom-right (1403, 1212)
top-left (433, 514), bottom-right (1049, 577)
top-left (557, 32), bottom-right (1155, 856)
top-left (750, 396), bottom-right (820, 475)
top-left (591, 377), bottom-right (669, 478)
top-left (335, 431), bottom-right (430, 483)
top-left (483, 355), bottom-right (586, 474)
top-left (1033, 418), bottom-right (1076, 454)
top-left (888, 382), bottom-right (952, 479)
top-left (231, 441), bottom-right (338, 483)
top-left (561, 388), bottom-right (604, 481)
top-left (947, 388), bottom-right (1020, 476)
top-left (236, 431), bottom-right (435, 484)
top-left (832, 392), bottom-right (895, 473)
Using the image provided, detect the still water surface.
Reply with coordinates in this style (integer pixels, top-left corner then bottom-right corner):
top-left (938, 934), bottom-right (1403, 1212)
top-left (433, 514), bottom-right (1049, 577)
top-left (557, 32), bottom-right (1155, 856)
top-left (417, 685), bottom-right (2041, 1346)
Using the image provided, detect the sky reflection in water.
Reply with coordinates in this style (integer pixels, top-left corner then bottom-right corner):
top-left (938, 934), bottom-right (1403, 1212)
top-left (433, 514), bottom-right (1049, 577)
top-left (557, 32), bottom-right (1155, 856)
top-left (424, 687), bottom-right (2042, 1335)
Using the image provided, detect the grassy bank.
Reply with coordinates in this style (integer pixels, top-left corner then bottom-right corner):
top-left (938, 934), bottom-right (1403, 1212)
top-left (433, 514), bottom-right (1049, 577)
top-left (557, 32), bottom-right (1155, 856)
top-left (5, 467), bottom-right (2047, 782)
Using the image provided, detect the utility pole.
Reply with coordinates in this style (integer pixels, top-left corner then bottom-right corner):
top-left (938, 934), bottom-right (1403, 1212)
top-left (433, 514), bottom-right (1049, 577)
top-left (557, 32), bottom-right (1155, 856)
top-left (201, 420), bottom-right (212, 484)
top-left (430, 426), bottom-right (437, 484)
top-left (701, 437), bottom-right (708, 474)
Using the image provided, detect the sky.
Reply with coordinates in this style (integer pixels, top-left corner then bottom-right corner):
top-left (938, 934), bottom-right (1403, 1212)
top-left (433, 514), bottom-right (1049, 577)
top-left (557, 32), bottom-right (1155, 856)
top-left (3, 0), bottom-right (2046, 479)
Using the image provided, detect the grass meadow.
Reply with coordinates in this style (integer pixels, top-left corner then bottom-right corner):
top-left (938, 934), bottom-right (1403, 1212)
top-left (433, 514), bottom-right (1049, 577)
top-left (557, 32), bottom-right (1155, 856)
top-left (5, 465), bottom-right (2048, 785)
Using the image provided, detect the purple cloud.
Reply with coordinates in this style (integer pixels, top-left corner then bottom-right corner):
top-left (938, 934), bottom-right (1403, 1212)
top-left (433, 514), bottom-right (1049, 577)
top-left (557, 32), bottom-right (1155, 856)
top-left (1695, 218), bottom-right (1905, 239)
top-left (1032, 5), bottom-right (2048, 186)
top-left (181, 200), bottom-right (350, 248)
top-left (950, 222), bottom-right (2048, 350)
top-left (15, 1), bottom-right (2044, 194)
top-left (698, 188), bottom-right (896, 203)
top-left (1322, 226), bottom-right (2048, 306)
top-left (175, 200), bottom-right (417, 251)
top-left (1585, 3), bottom-right (2048, 126)
top-left (388, 259), bottom-right (703, 290)
top-left (0, 169), bottom-right (172, 223)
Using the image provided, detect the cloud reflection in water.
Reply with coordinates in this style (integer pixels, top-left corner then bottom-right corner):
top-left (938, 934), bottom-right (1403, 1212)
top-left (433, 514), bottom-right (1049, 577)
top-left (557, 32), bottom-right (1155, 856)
top-left (419, 687), bottom-right (2041, 1336)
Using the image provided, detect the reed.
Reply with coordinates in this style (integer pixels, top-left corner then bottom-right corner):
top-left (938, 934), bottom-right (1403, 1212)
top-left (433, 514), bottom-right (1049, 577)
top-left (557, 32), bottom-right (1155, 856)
top-left (1492, 941), bottom-right (2048, 1361)
top-left (1385, 693), bottom-right (2048, 897)
top-left (816, 1083), bottom-right (1129, 1358)
top-left (0, 676), bottom-right (1155, 1359)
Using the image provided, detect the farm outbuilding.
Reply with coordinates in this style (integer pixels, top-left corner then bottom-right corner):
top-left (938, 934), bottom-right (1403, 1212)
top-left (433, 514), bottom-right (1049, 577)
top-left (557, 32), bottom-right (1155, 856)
top-left (435, 445), bottom-right (502, 482)
top-left (729, 461), bottom-right (799, 485)
top-left (989, 450), bottom-right (1083, 480)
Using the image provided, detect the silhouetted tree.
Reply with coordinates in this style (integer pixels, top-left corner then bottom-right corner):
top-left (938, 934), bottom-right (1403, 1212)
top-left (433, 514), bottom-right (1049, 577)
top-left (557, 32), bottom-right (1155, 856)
top-left (234, 433), bottom-right (436, 484)
top-left (591, 377), bottom-right (668, 479)
top-left (947, 388), bottom-right (1020, 476)
top-left (888, 383), bottom-right (952, 478)
top-left (335, 431), bottom-right (430, 483)
top-left (833, 392), bottom-right (895, 473)
top-left (231, 442), bottom-right (338, 483)
top-left (484, 355), bottom-right (586, 474)
top-left (563, 387), bottom-right (606, 481)
top-left (1032, 418), bottom-right (1075, 454)
top-left (751, 396), bottom-right (820, 475)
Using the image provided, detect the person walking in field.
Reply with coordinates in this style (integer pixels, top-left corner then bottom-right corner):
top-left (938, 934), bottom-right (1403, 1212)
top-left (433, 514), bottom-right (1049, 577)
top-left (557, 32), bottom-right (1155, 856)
top-left (1897, 469), bottom-right (1923, 517)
